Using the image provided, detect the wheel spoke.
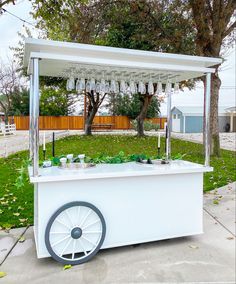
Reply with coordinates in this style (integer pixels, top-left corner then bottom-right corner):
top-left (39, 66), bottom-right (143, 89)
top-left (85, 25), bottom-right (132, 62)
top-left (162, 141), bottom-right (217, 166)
top-left (55, 218), bottom-right (70, 229)
top-left (51, 235), bottom-right (70, 248)
top-left (76, 206), bottom-right (81, 225)
top-left (83, 230), bottom-right (102, 234)
top-left (60, 238), bottom-right (72, 257)
top-left (72, 239), bottom-right (76, 259)
top-left (80, 209), bottom-right (92, 228)
top-left (65, 209), bottom-right (74, 227)
top-left (81, 235), bottom-right (98, 248)
top-left (82, 219), bottom-right (100, 230)
top-left (78, 239), bottom-right (88, 256)
top-left (46, 202), bottom-right (105, 264)
top-left (50, 231), bottom-right (69, 234)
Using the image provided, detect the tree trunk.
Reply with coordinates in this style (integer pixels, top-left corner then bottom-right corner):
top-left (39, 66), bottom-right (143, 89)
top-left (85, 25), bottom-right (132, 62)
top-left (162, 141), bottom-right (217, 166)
top-left (84, 105), bottom-right (97, 135)
top-left (84, 91), bottom-right (106, 135)
top-left (136, 95), bottom-right (152, 136)
top-left (210, 72), bottom-right (221, 156)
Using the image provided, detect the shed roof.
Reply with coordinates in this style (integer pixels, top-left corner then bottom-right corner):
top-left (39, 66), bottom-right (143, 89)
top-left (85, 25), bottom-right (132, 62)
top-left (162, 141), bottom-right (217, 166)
top-left (225, 106), bottom-right (236, 113)
top-left (23, 38), bottom-right (222, 82)
top-left (172, 106), bottom-right (230, 116)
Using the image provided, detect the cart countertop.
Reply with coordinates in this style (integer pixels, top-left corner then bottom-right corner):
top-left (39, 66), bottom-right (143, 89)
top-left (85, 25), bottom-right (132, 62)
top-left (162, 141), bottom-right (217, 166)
top-left (29, 160), bottom-right (213, 183)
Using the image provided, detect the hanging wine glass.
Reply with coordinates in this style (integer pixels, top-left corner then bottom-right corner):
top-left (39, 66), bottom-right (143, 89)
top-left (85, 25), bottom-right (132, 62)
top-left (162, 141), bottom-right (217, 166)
top-left (66, 77), bottom-right (75, 91)
top-left (156, 81), bottom-right (162, 96)
top-left (109, 71), bottom-right (116, 93)
top-left (120, 79), bottom-right (126, 94)
top-left (115, 81), bottom-right (120, 93)
top-left (148, 77), bottom-right (154, 95)
top-left (174, 83), bottom-right (179, 93)
top-left (138, 80), bottom-right (146, 94)
top-left (66, 78), bottom-right (70, 91)
top-left (174, 77), bottom-right (179, 93)
top-left (90, 77), bottom-right (96, 91)
top-left (129, 75), bottom-right (136, 94)
top-left (86, 80), bottom-right (91, 93)
top-left (126, 82), bottom-right (131, 96)
top-left (100, 76), bottom-right (106, 94)
top-left (75, 78), bottom-right (79, 92)
top-left (110, 79), bottom-right (116, 93)
top-left (95, 81), bottom-right (101, 93)
top-left (165, 80), bottom-right (172, 93)
top-left (105, 81), bottom-right (110, 94)
top-left (78, 77), bottom-right (85, 93)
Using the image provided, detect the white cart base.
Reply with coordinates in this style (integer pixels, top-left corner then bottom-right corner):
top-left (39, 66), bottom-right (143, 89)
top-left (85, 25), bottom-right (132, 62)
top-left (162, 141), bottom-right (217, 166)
top-left (30, 161), bottom-right (212, 260)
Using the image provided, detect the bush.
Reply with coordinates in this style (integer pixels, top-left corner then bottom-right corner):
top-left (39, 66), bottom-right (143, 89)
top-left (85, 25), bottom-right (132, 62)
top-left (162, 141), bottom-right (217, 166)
top-left (131, 120), bottom-right (160, 131)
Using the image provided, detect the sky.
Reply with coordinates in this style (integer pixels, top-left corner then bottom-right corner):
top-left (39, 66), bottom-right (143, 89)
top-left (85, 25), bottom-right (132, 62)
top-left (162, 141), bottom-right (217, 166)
top-left (0, 0), bottom-right (235, 116)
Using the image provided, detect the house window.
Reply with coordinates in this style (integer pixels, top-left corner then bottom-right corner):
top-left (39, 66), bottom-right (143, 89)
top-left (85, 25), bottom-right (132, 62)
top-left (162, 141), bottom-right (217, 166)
top-left (173, 114), bottom-right (176, 119)
top-left (177, 114), bottom-right (181, 119)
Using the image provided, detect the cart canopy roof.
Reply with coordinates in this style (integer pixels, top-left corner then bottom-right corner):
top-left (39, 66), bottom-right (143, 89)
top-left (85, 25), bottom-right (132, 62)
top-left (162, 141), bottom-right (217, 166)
top-left (24, 38), bottom-right (222, 82)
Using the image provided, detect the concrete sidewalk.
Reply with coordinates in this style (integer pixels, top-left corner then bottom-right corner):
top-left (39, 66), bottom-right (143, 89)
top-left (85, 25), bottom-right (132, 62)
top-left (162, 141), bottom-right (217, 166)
top-left (0, 183), bottom-right (235, 284)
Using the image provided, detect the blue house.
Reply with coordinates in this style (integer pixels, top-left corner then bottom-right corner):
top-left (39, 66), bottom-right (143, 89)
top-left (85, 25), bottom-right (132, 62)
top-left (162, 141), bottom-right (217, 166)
top-left (171, 106), bottom-right (235, 133)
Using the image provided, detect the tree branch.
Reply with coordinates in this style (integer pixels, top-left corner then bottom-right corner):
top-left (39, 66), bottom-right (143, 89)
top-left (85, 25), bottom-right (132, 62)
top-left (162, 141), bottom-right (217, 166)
top-left (223, 20), bottom-right (236, 38)
top-left (206, 0), bottom-right (213, 20)
top-left (98, 94), bottom-right (106, 107)
top-left (0, 0), bottom-right (15, 10)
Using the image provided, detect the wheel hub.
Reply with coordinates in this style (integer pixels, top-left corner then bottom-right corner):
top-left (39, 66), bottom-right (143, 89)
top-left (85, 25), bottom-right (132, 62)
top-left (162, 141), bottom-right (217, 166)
top-left (71, 227), bottom-right (82, 239)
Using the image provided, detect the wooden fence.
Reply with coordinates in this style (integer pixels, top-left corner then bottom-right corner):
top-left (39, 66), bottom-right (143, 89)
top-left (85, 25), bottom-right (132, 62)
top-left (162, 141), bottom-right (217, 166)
top-left (12, 116), bottom-right (166, 130)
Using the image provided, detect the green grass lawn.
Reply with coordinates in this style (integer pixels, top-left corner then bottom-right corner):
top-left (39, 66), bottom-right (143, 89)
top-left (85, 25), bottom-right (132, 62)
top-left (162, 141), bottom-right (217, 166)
top-left (0, 135), bottom-right (235, 229)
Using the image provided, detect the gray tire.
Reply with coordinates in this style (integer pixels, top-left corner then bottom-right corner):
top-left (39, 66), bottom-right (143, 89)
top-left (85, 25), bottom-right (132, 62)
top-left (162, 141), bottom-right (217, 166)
top-left (45, 201), bottom-right (106, 265)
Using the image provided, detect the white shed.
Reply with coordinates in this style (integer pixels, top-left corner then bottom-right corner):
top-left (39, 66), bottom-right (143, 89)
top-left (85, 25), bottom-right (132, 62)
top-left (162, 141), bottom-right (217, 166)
top-left (171, 106), bottom-right (234, 133)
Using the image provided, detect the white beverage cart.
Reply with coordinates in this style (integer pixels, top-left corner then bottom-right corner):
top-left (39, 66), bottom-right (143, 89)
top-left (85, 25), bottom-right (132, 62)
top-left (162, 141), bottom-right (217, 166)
top-left (24, 38), bottom-right (222, 265)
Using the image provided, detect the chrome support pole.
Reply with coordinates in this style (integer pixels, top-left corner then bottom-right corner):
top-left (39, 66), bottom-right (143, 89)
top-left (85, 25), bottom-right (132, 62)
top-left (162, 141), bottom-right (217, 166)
top-left (29, 73), bottom-right (33, 161)
top-left (32, 58), bottom-right (39, 176)
top-left (205, 73), bottom-right (211, 167)
top-left (166, 87), bottom-right (172, 160)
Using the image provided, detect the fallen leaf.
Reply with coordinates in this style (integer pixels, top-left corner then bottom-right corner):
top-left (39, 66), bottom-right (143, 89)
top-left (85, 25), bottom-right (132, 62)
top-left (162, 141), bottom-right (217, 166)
top-left (227, 237), bottom-right (234, 240)
top-left (17, 206), bottom-right (25, 211)
top-left (63, 265), bottom-right (72, 270)
top-left (13, 213), bottom-right (20, 217)
top-left (18, 236), bottom-right (25, 243)
top-left (0, 271), bottom-right (6, 278)
top-left (213, 200), bottom-right (219, 205)
top-left (189, 245), bottom-right (199, 249)
top-left (19, 218), bottom-right (28, 223)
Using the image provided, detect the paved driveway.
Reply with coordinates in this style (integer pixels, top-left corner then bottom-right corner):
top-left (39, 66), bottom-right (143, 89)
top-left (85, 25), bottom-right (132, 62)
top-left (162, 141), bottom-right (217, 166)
top-left (0, 130), bottom-right (73, 158)
top-left (0, 183), bottom-right (235, 284)
top-left (171, 132), bottom-right (236, 151)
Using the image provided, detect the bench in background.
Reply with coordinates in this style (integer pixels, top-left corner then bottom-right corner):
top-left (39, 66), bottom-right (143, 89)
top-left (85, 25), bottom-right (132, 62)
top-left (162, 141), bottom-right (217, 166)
top-left (92, 123), bottom-right (114, 131)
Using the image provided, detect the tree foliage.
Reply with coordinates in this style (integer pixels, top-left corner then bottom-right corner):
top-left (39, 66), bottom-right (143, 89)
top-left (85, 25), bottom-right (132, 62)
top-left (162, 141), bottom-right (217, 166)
top-left (109, 93), bottom-right (160, 119)
top-left (0, 0), bottom-right (15, 12)
top-left (0, 60), bottom-right (25, 121)
top-left (10, 88), bottom-right (29, 116)
top-left (39, 87), bottom-right (78, 116)
top-left (185, 0), bottom-right (236, 156)
top-left (30, 0), bottom-right (236, 146)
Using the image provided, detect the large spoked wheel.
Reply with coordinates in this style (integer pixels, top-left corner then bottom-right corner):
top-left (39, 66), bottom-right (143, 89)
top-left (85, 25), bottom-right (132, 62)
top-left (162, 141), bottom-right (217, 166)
top-left (45, 201), bottom-right (106, 265)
